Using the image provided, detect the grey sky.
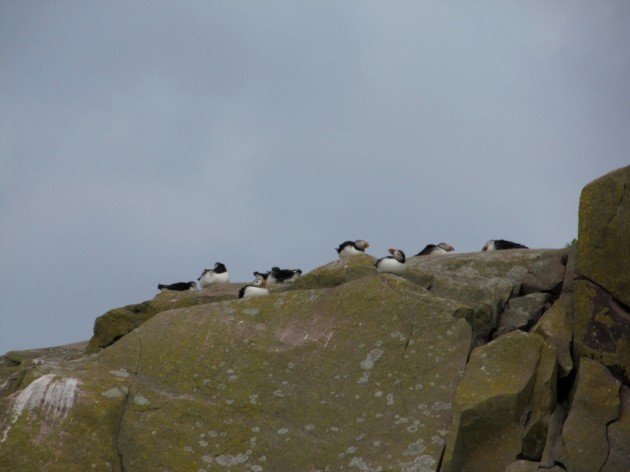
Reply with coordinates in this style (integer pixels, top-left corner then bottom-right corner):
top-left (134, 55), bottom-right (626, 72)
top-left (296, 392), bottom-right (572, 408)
top-left (1, 1), bottom-right (629, 353)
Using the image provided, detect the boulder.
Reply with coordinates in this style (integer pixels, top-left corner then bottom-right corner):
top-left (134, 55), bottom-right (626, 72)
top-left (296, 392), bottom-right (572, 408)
top-left (576, 165), bottom-right (630, 306)
top-left (557, 358), bottom-right (621, 472)
top-left (601, 385), bottom-right (630, 472)
top-left (573, 279), bottom-right (630, 383)
top-left (494, 293), bottom-right (549, 338)
top-left (521, 340), bottom-right (557, 459)
top-left (532, 295), bottom-right (574, 377)
top-left (1, 275), bottom-right (473, 471)
top-left (440, 331), bottom-right (557, 472)
top-left (408, 249), bottom-right (570, 345)
top-left (574, 165), bottom-right (630, 383)
top-left (85, 283), bottom-right (242, 353)
top-left (291, 253), bottom-right (380, 290)
top-left (540, 403), bottom-right (567, 468)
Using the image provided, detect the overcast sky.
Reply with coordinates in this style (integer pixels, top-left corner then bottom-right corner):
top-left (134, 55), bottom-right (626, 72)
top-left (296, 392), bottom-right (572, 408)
top-left (1, 1), bottom-right (629, 353)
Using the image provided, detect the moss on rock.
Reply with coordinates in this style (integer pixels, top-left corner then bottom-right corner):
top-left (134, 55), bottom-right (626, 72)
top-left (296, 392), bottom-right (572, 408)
top-left (441, 331), bottom-right (557, 472)
top-left (86, 284), bottom-right (242, 353)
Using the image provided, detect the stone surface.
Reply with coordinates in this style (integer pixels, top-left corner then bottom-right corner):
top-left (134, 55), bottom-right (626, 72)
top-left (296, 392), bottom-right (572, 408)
top-left (1, 275), bottom-right (473, 471)
top-left (440, 331), bottom-right (556, 472)
top-left (0, 341), bottom-right (88, 399)
top-left (558, 358), bottom-right (621, 472)
top-left (290, 253), bottom-right (379, 290)
top-left (573, 279), bottom-right (630, 383)
top-left (573, 165), bottom-right (630, 384)
top-left (86, 283), bottom-right (242, 353)
top-left (504, 460), bottom-right (540, 472)
top-left (540, 403), bottom-right (567, 468)
top-left (533, 295), bottom-right (574, 377)
top-left (494, 293), bottom-right (549, 338)
top-left (408, 249), bottom-right (570, 345)
top-left (521, 250), bottom-right (570, 295)
top-left (521, 340), bottom-right (557, 460)
top-left (601, 385), bottom-right (630, 472)
top-left (576, 165), bottom-right (630, 307)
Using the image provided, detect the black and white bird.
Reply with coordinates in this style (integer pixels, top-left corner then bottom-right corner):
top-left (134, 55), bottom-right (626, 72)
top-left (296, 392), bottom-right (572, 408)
top-left (415, 242), bottom-right (455, 256)
top-left (336, 240), bottom-right (370, 258)
top-left (197, 262), bottom-right (230, 288)
top-left (157, 281), bottom-right (197, 291)
top-left (268, 267), bottom-right (302, 284)
top-left (375, 248), bottom-right (407, 274)
top-left (482, 239), bottom-right (529, 251)
top-left (239, 278), bottom-right (269, 299)
top-left (253, 271), bottom-right (270, 282)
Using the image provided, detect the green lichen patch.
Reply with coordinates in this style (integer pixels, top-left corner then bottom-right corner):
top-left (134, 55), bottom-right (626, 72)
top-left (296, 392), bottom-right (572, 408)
top-left (96, 274), bottom-right (472, 470)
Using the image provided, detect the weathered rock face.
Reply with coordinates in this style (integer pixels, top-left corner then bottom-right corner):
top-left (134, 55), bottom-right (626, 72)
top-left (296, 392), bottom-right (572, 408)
top-left (86, 283), bottom-right (243, 353)
top-left (406, 249), bottom-right (569, 345)
top-left (2, 275), bottom-right (474, 470)
top-left (576, 165), bottom-right (630, 306)
top-left (573, 165), bottom-right (630, 383)
top-left (440, 331), bottom-right (557, 471)
top-left (554, 358), bottom-right (621, 472)
top-left (533, 295), bottom-right (574, 377)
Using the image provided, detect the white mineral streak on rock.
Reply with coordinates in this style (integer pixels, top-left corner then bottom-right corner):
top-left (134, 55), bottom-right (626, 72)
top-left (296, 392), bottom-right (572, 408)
top-left (11, 374), bottom-right (56, 422)
top-left (1, 374), bottom-right (80, 447)
top-left (44, 377), bottom-right (80, 419)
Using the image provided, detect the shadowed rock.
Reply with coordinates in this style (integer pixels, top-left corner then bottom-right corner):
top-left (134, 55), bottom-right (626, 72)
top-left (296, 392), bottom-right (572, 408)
top-left (555, 358), bottom-right (621, 472)
top-left (440, 331), bottom-right (557, 471)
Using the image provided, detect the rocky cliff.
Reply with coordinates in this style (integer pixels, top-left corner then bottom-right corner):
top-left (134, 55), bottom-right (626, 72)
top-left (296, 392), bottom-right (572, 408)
top-left (1, 166), bottom-right (628, 471)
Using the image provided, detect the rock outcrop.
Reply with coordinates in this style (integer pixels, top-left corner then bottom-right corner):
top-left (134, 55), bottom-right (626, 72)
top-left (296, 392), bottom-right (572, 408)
top-left (573, 165), bottom-right (630, 383)
top-left (1, 166), bottom-right (628, 471)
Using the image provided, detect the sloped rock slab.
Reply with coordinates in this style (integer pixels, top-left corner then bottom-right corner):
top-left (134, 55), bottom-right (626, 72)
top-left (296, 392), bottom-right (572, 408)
top-left (555, 358), bottom-right (621, 472)
top-left (408, 249), bottom-right (570, 344)
top-left (441, 331), bottom-right (557, 472)
top-left (86, 283), bottom-right (243, 353)
top-left (602, 385), bottom-right (630, 472)
top-left (1, 275), bottom-right (473, 471)
top-left (494, 293), bottom-right (549, 338)
top-left (577, 165), bottom-right (630, 307)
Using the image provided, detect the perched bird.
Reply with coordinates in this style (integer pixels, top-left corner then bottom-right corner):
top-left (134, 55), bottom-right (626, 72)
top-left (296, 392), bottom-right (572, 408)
top-left (482, 239), bottom-right (529, 251)
top-left (375, 248), bottom-right (407, 274)
top-left (268, 267), bottom-right (302, 284)
top-left (253, 271), bottom-right (270, 282)
top-left (157, 281), bottom-right (197, 291)
top-left (239, 278), bottom-right (269, 299)
top-left (197, 262), bottom-right (230, 288)
top-left (336, 240), bottom-right (370, 258)
top-left (415, 242), bottom-right (455, 256)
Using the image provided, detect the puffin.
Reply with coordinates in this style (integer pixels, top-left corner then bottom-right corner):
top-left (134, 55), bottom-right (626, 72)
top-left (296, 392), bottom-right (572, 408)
top-left (336, 240), bottom-right (370, 258)
top-left (253, 271), bottom-right (270, 282)
top-left (415, 242), bottom-right (455, 256)
top-left (375, 248), bottom-right (407, 274)
top-left (482, 239), bottom-right (529, 251)
top-left (239, 278), bottom-right (269, 299)
top-left (157, 281), bottom-right (197, 291)
top-left (268, 267), bottom-right (302, 284)
top-left (197, 262), bottom-right (230, 288)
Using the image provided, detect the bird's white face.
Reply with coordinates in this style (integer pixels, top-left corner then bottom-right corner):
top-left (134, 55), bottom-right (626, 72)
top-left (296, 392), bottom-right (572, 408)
top-left (438, 243), bottom-right (454, 252)
top-left (388, 248), bottom-right (405, 261)
top-left (356, 240), bottom-right (369, 250)
top-left (482, 240), bottom-right (495, 251)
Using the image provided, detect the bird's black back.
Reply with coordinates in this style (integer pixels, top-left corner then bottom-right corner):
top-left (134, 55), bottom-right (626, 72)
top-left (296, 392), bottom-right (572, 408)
top-left (415, 244), bottom-right (437, 256)
top-left (336, 241), bottom-right (355, 253)
top-left (494, 239), bottom-right (528, 250)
